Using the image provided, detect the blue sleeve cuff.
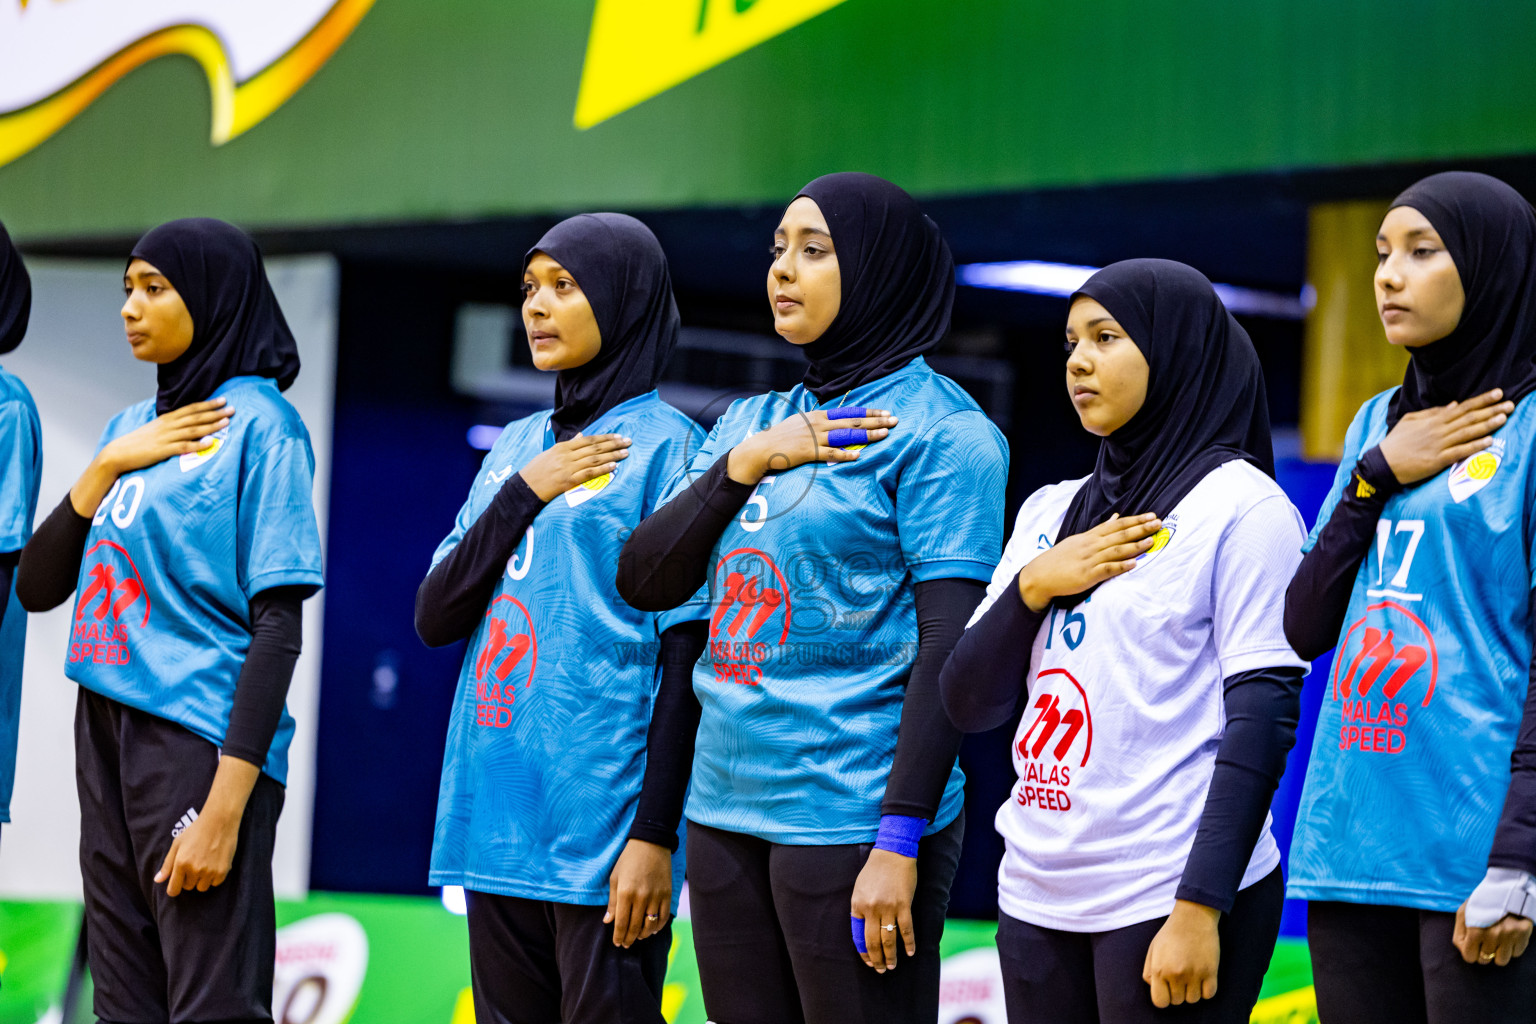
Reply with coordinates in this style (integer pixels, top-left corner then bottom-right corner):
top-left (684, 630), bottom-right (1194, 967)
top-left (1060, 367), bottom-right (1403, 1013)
top-left (874, 813), bottom-right (927, 859)
top-left (907, 558), bottom-right (994, 584)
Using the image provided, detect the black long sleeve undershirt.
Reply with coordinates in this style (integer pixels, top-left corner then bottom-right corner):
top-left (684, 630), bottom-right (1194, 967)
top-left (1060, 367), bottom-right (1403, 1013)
top-left (939, 576), bottom-right (1045, 734)
top-left (17, 491), bottom-right (306, 768)
top-left (627, 620), bottom-right (707, 851)
top-left (1283, 445), bottom-right (1401, 661)
top-left (883, 577), bottom-right (986, 819)
top-left (1176, 665), bottom-right (1303, 912)
top-left (416, 474), bottom-right (547, 647)
top-left (617, 453), bottom-right (753, 612)
top-left (16, 494), bottom-right (91, 613)
top-left (1489, 590), bottom-right (1536, 876)
top-left (221, 587), bottom-right (306, 767)
top-left (0, 550), bottom-right (17, 625)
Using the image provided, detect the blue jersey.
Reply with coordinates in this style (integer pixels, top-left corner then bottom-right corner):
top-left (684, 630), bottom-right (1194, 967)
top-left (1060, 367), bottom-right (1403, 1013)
top-left (667, 357), bottom-right (1009, 844)
top-left (429, 391), bottom-right (705, 905)
top-left (65, 377), bottom-right (324, 784)
top-left (0, 367), bottom-right (41, 822)
top-left (1290, 388), bottom-right (1536, 911)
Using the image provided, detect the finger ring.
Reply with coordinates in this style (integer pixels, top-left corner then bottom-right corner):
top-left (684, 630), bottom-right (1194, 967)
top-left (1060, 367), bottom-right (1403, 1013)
top-left (882, 923), bottom-right (897, 932)
top-left (645, 914), bottom-right (659, 921)
top-left (1480, 951), bottom-right (1495, 962)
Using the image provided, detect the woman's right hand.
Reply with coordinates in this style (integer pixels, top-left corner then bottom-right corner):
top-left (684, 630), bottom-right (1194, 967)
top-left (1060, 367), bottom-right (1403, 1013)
top-left (725, 407), bottom-right (898, 485)
top-left (1377, 388), bottom-right (1513, 485)
top-left (519, 433), bottom-right (631, 502)
top-left (71, 399), bottom-right (234, 516)
top-left (1016, 513), bottom-right (1162, 612)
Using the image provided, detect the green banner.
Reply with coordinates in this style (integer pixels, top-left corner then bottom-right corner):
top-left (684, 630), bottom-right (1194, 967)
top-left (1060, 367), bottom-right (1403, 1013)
top-left (2, 0), bottom-right (1534, 241)
top-left (0, 894), bottom-right (1319, 1023)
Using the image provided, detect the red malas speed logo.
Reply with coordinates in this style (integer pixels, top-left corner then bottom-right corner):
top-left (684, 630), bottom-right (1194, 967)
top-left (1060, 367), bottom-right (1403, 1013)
top-left (474, 596), bottom-right (537, 728)
top-left (68, 540), bottom-right (149, 667)
top-left (1014, 668), bottom-right (1093, 812)
top-left (1330, 600), bottom-right (1439, 755)
top-left (709, 548), bottom-right (792, 686)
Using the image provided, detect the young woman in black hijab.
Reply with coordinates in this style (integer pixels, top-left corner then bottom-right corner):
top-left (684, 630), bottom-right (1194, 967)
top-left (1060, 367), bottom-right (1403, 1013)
top-left (414, 213), bottom-right (706, 1024)
top-left (16, 218), bottom-right (324, 1024)
top-left (1283, 171), bottom-right (1536, 1022)
top-left (0, 221), bottom-right (42, 839)
top-left (940, 260), bottom-right (1307, 1023)
top-left (618, 173), bottom-right (1009, 1022)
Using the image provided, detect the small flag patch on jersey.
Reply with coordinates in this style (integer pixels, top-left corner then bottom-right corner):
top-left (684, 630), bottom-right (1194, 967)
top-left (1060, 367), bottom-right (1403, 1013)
top-left (565, 469), bottom-right (615, 508)
top-left (1448, 439), bottom-right (1504, 503)
top-left (179, 427), bottom-right (229, 472)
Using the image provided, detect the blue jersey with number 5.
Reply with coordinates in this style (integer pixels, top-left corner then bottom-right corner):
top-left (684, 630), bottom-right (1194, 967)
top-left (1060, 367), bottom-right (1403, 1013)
top-left (1290, 387), bottom-right (1536, 911)
top-left (65, 377), bottom-right (324, 784)
top-left (429, 391), bottom-right (704, 906)
top-left (661, 357), bottom-right (1008, 845)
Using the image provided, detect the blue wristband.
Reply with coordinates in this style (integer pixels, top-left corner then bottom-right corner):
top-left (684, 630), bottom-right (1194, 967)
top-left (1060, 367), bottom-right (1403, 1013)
top-left (827, 427), bottom-right (869, 448)
top-left (851, 915), bottom-right (868, 954)
top-left (874, 814), bottom-right (926, 859)
top-left (827, 406), bottom-right (867, 420)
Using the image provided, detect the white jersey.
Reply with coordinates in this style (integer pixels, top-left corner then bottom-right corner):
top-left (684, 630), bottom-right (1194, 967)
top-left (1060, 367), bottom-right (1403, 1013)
top-left (978, 460), bottom-right (1308, 931)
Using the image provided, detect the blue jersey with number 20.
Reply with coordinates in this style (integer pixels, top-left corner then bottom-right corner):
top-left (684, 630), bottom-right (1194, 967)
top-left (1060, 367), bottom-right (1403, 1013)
top-left (65, 377), bottom-right (324, 784)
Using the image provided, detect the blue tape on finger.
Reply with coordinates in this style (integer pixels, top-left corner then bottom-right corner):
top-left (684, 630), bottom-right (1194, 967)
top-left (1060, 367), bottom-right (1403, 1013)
top-left (827, 427), bottom-right (869, 448)
top-left (851, 916), bottom-right (868, 954)
top-left (827, 406), bottom-right (868, 420)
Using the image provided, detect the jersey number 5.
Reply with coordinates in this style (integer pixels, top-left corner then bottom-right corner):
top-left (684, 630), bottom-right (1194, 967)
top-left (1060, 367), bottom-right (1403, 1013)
top-left (739, 477), bottom-right (778, 533)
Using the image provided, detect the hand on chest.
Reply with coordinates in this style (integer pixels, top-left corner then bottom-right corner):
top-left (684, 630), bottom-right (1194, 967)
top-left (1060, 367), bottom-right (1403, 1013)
top-left (92, 425), bottom-right (234, 535)
top-left (1032, 511), bottom-right (1211, 665)
top-left (726, 418), bottom-right (897, 540)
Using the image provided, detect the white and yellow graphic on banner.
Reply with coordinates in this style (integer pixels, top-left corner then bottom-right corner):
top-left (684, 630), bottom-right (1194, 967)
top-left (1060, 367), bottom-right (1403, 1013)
top-left (0, 0), bottom-right (375, 168)
top-left (0, 0), bottom-right (847, 168)
top-left (576, 0), bottom-right (851, 128)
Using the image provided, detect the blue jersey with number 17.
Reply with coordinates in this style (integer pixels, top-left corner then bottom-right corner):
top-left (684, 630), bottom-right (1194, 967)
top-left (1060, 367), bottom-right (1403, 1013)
top-left (65, 377), bottom-right (325, 784)
top-left (1290, 387), bottom-right (1536, 912)
top-left (0, 367), bottom-right (41, 822)
top-left (429, 391), bottom-right (704, 906)
top-left (663, 356), bottom-right (1009, 845)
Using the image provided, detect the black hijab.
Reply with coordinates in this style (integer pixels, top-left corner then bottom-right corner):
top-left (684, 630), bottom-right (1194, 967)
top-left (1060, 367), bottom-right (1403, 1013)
top-left (792, 173), bottom-right (955, 401)
top-left (1385, 171), bottom-right (1536, 426)
top-left (0, 221), bottom-right (30, 355)
top-left (1057, 259), bottom-right (1274, 549)
top-left (525, 213), bottom-right (680, 442)
top-left (130, 218), bottom-right (300, 415)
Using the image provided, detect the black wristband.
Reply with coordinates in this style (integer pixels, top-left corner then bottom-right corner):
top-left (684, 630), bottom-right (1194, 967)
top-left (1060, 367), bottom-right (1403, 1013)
top-left (1352, 445), bottom-right (1404, 501)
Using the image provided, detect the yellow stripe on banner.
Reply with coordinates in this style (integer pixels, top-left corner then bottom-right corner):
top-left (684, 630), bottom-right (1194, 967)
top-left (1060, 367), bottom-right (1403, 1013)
top-left (1249, 983), bottom-right (1319, 1024)
top-left (575, 0), bottom-right (851, 129)
top-left (449, 985), bottom-right (475, 1024)
top-left (0, 0), bottom-right (374, 169)
top-left (1299, 200), bottom-right (1406, 462)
